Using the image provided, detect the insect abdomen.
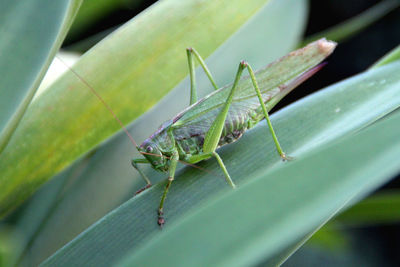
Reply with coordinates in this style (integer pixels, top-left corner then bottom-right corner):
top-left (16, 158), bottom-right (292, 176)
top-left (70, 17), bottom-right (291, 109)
top-left (174, 107), bottom-right (260, 156)
top-left (218, 107), bottom-right (259, 146)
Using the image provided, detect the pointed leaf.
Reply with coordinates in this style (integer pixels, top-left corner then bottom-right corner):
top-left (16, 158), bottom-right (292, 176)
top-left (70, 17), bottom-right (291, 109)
top-left (41, 61), bottom-right (400, 266)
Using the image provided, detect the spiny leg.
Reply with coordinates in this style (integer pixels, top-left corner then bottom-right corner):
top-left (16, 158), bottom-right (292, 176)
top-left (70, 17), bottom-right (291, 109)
top-left (212, 152), bottom-right (236, 188)
top-left (198, 61), bottom-right (247, 187)
top-left (186, 47), bottom-right (219, 105)
top-left (158, 150), bottom-right (179, 226)
top-left (131, 158), bottom-right (152, 194)
top-left (203, 61), bottom-right (246, 153)
top-left (245, 63), bottom-right (292, 161)
top-left (186, 152), bottom-right (236, 188)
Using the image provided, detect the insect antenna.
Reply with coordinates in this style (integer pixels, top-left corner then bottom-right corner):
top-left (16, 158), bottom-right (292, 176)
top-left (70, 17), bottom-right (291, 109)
top-left (55, 56), bottom-right (168, 159)
top-left (55, 56), bottom-right (139, 148)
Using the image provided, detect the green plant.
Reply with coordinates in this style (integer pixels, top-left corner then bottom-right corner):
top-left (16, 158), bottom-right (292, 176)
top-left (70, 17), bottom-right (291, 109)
top-left (0, 0), bottom-right (399, 266)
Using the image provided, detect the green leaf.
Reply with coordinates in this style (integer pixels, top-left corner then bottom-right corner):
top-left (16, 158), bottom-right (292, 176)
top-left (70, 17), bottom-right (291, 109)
top-left (0, 0), bottom-right (82, 153)
top-left (300, 0), bottom-right (400, 46)
top-left (41, 61), bottom-right (400, 266)
top-left (333, 190), bottom-right (400, 226)
top-left (262, 231), bottom-right (318, 266)
top-left (371, 44), bottom-right (400, 68)
top-left (0, 0), bottom-right (272, 218)
top-left (119, 94), bottom-right (400, 267)
top-left (7, 160), bottom-right (85, 267)
top-left (307, 225), bottom-right (349, 251)
top-left (16, 0), bottom-right (308, 264)
top-left (0, 225), bottom-right (21, 267)
top-left (66, 0), bottom-right (128, 41)
top-left (65, 26), bottom-right (119, 52)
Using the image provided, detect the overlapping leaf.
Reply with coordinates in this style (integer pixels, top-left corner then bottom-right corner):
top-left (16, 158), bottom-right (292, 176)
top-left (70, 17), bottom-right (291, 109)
top-left (0, 0), bottom-right (82, 152)
top-left (16, 0), bottom-right (308, 264)
top-left (0, 0), bottom-right (271, 218)
top-left (42, 61), bottom-right (400, 266)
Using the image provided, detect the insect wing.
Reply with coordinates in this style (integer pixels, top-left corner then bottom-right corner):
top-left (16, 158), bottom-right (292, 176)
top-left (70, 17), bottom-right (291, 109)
top-left (172, 39), bottom-right (336, 129)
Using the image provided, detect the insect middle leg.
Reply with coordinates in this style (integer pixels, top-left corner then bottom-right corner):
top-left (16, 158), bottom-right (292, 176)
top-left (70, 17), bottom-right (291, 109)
top-left (186, 47), bottom-right (219, 105)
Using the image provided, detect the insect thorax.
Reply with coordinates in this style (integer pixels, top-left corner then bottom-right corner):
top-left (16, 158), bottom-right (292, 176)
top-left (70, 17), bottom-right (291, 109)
top-left (173, 108), bottom-right (262, 158)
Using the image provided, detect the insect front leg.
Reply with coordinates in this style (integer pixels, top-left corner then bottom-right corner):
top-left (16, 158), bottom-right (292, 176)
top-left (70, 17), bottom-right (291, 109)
top-left (186, 47), bottom-right (219, 105)
top-left (131, 158), bottom-right (152, 194)
top-left (158, 150), bottom-right (179, 226)
top-left (244, 63), bottom-right (292, 161)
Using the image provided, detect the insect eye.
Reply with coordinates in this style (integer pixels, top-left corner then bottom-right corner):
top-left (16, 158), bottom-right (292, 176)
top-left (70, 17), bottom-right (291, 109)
top-left (146, 146), bottom-right (153, 153)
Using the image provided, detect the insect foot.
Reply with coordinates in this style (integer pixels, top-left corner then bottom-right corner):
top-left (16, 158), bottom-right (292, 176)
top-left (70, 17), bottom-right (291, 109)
top-left (281, 153), bottom-right (294, 162)
top-left (158, 209), bottom-right (165, 227)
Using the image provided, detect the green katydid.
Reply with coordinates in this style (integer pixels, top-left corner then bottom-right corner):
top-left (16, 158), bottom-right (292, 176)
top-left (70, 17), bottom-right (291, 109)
top-left (68, 38), bottom-right (336, 226)
top-left (131, 38), bottom-right (336, 226)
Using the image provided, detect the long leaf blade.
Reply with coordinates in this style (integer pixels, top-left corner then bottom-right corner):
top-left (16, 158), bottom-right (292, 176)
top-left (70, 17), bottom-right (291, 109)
top-left (17, 1), bottom-right (309, 264)
top-left (0, 0), bottom-right (82, 152)
top-left (0, 0), bottom-right (271, 218)
top-left (120, 102), bottom-right (400, 267)
top-left (41, 61), bottom-right (400, 266)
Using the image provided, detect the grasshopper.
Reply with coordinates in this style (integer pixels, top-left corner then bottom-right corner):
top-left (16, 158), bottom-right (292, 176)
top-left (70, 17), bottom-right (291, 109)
top-left (66, 38), bottom-right (336, 226)
top-left (127, 38), bottom-right (337, 226)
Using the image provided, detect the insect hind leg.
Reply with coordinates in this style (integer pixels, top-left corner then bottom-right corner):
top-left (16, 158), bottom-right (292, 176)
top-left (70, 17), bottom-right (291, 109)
top-left (212, 152), bottom-right (236, 188)
top-left (244, 63), bottom-right (292, 161)
top-left (186, 152), bottom-right (236, 189)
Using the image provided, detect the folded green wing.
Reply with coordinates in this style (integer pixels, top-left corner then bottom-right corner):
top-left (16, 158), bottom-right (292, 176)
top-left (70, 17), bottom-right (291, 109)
top-left (172, 39), bottom-right (337, 128)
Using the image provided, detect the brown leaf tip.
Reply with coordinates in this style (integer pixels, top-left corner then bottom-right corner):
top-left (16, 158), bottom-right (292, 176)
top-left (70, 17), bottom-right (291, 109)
top-left (317, 38), bottom-right (337, 55)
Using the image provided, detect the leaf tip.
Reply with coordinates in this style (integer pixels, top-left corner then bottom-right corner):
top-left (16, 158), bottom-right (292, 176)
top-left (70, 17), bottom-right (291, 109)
top-left (317, 38), bottom-right (337, 55)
